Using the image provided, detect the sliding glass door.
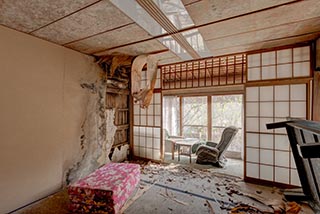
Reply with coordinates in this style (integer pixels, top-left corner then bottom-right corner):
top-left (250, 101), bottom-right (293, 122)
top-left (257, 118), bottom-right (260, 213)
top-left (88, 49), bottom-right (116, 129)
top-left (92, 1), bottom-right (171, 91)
top-left (211, 95), bottom-right (243, 157)
top-left (182, 96), bottom-right (207, 141)
top-left (162, 94), bottom-right (243, 158)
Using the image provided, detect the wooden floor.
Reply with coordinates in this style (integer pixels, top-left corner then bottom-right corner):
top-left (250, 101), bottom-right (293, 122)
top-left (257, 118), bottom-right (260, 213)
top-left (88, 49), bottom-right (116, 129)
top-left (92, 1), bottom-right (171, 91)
top-left (17, 160), bottom-right (314, 214)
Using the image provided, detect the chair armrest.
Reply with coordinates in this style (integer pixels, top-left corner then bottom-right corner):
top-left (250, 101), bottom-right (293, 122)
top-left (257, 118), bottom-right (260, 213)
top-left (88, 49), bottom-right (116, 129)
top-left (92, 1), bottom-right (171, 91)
top-left (196, 145), bottom-right (219, 155)
top-left (206, 141), bottom-right (218, 147)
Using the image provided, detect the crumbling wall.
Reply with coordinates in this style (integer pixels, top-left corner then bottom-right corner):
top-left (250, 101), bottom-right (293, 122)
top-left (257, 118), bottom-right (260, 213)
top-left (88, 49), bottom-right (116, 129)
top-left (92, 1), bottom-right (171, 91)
top-left (65, 55), bottom-right (131, 184)
top-left (66, 76), bottom-right (109, 184)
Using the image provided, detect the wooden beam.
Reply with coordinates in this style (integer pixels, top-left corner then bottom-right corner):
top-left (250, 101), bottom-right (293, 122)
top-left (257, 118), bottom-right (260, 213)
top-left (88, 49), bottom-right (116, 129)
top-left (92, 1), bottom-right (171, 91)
top-left (313, 72), bottom-right (320, 121)
top-left (162, 85), bottom-right (245, 96)
top-left (207, 96), bottom-right (212, 140)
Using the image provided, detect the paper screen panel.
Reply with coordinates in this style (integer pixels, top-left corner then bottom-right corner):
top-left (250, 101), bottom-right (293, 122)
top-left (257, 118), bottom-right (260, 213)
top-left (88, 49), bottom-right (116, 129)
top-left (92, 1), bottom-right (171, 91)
top-left (277, 64), bottom-right (292, 78)
top-left (262, 66), bottom-right (276, 80)
top-left (275, 85), bottom-right (289, 101)
top-left (247, 46), bottom-right (310, 82)
top-left (133, 91), bottom-right (162, 161)
top-left (260, 102), bottom-right (273, 117)
top-left (275, 151), bottom-right (290, 167)
top-left (291, 169), bottom-right (301, 186)
top-left (248, 54), bottom-right (260, 67)
top-left (246, 103), bottom-right (259, 117)
top-left (275, 135), bottom-right (290, 151)
top-left (248, 67), bottom-right (261, 81)
top-left (275, 102), bottom-right (289, 118)
top-left (260, 134), bottom-right (273, 149)
top-left (245, 82), bottom-right (308, 186)
top-left (275, 167), bottom-right (290, 184)
top-left (293, 46), bottom-right (310, 61)
top-left (246, 163), bottom-right (259, 178)
top-left (259, 86), bottom-right (273, 101)
top-left (260, 165), bottom-right (273, 181)
top-left (290, 84), bottom-right (306, 100)
top-left (246, 87), bottom-right (259, 101)
top-left (260, 149), bottom-right (273, 165)
top-left (247, 148), bottom-right (259, 162)
top-left (262, 51), bottom-right (276, 65)
top-left (246, 118), bottom-right (259, 132)
top-left (293, 61), bottom-right (310, 77)
top-left (290, 102), bottom-right (306, 118)
top-left (246, 133), bottom-right (259, 147)
top-left (277, 49), bottom-right (292, 63)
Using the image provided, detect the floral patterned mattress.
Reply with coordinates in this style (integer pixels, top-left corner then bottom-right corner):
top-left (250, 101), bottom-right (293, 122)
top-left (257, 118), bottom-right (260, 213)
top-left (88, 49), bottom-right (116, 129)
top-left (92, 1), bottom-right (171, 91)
top-left (68, 163), bottom-right (140, 214)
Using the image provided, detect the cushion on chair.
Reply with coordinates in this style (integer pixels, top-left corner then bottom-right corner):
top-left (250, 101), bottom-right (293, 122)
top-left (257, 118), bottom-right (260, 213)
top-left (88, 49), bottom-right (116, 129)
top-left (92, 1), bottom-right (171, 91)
top-left (196, 145), bottom-right (219, 164)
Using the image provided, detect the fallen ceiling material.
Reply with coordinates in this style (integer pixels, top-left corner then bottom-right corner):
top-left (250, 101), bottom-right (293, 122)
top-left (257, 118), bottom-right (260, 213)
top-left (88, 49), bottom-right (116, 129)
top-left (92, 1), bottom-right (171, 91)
top-left (131, 55), bottom-right (158, 108)
top-left (18, 161), bottom-right (314, 214)
top-left (123, 161), bottom-right (313, 214)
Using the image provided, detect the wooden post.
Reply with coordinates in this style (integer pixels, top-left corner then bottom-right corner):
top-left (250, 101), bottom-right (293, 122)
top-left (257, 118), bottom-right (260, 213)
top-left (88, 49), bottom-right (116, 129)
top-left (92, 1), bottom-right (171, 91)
top-left (208, 96), bottom-right (212, 141)
top-left (313, 72), bottom-right (320, 121)
top-left (179, 96), bottom-right (183, 136)
top-left (313, 39), bottom-right (320, 121)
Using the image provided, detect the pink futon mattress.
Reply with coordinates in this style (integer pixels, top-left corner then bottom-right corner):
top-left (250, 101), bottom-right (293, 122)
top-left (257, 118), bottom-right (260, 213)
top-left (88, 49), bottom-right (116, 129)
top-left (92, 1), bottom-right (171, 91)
top-left (68, 163), bottom-right (140, 214)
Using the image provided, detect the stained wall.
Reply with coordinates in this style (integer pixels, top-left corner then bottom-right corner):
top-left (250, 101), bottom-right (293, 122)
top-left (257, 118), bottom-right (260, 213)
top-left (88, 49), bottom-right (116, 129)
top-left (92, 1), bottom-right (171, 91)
top-left (0, 25), bottom-right (110, 213)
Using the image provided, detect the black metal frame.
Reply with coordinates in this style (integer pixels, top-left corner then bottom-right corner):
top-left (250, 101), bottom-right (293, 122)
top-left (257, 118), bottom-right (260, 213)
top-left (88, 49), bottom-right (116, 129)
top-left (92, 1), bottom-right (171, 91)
top-left (266, 120), bottom-right (320, 212)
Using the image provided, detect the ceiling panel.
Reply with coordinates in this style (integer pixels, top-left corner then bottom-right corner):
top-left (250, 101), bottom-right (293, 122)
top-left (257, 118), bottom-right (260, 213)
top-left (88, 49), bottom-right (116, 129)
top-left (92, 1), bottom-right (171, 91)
top-left (0, 0), bottom-right (99, 33)
top-left (211, 33), bottom-right (320, 57)
top-left (206, 18), bottom-right (320, 51)
top-left (0, 0), bottom-right (319, 62)
top-left (183, 0), bottom-right (299, 26)
top-left (31, 0), bottom-right (133, 45)
top-left (65, 23), bottom-right (153, 55)
top-left (95, 39), bottom-right (168, 56)
top-left (199, 0), bottom-right (320, 42)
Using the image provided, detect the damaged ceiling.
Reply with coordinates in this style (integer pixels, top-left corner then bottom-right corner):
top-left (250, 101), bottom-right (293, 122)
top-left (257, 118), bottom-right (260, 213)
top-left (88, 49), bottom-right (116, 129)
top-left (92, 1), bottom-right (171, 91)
top-left (1, 0), bottom-right (320, 65)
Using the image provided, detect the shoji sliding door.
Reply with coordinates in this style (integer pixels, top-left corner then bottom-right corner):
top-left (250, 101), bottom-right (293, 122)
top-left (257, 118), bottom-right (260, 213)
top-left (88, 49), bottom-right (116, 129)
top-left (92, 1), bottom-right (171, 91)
top-left (245, 45), bottom-right (312, 186)
top-left (133, 69), bottom-right (162, 161)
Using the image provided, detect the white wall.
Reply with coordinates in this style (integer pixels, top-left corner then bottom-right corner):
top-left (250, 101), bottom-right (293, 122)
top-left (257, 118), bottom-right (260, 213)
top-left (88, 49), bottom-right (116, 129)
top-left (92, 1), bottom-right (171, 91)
top-left (0, 26), bottom-right (102, 213)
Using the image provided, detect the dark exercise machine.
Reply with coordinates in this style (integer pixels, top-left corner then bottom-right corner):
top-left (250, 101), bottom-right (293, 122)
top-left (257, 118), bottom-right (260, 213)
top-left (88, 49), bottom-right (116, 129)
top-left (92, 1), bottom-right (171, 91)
top-left (267, 120), bottom-right (320, 213)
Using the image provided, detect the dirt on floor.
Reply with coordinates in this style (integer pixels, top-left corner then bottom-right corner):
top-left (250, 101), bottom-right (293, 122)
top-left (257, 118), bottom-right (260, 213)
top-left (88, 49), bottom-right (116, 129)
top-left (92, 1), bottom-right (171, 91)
top-left (19, 160), bottom-right (315, 214)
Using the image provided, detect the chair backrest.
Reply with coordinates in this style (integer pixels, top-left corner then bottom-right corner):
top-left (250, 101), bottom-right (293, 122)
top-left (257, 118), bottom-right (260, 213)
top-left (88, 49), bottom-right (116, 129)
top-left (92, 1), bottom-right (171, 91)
top-left (163, 129), bottom-right (169, 140)
top-left (216, 126), bottom-right (239, 158)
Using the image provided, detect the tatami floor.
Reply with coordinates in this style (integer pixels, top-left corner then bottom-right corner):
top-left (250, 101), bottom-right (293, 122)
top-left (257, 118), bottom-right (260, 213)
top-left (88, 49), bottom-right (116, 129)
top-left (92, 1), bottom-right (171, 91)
top-left (164, 152), bottom-right (244, 178)
top-left (17, 159), bottom-right (315, 214)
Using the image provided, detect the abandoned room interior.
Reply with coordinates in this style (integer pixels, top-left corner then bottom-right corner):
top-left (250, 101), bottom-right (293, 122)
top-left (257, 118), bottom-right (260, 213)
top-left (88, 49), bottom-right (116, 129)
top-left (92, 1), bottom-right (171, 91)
top-left (1, 0), bottom-right (320, 213)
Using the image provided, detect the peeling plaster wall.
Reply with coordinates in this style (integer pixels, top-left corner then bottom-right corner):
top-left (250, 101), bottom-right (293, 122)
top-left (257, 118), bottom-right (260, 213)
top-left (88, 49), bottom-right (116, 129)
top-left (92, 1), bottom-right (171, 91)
top-left (0, 25), bottom-right (111, 213)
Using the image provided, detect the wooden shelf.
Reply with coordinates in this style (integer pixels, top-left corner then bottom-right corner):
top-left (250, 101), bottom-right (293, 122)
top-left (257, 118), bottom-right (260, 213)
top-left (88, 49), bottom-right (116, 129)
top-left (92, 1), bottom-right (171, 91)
top-left (106, 88), bottom-right (129, 95)
top-left (116, 124), bottom-right (129, 130)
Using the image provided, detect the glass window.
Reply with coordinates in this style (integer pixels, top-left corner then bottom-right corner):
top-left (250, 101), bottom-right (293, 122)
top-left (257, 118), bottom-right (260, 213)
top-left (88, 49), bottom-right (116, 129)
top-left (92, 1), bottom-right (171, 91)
top-left (182, 96), bottom-right (207, 140)
top-left (212, 95), bottom-right (243, 152)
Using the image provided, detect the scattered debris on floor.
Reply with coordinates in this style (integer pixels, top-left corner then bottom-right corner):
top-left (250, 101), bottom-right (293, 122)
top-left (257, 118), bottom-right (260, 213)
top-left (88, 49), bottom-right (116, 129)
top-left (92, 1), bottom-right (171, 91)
top-left (18, 160), bottom-right (314, 214)
top-left (127, 160), bottom-right (314, 214)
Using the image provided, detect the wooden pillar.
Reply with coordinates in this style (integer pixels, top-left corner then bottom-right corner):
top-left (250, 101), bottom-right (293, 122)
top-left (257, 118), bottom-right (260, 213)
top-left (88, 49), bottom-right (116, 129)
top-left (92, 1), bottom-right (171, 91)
top-left (179, 96), bottom-right (183, 136)
top-left (313, 39), bottom-right (320, 121)
top-left (313, 72), bottom-right (320, 121)
top-left (207, 96), bottom-right (212, 141)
